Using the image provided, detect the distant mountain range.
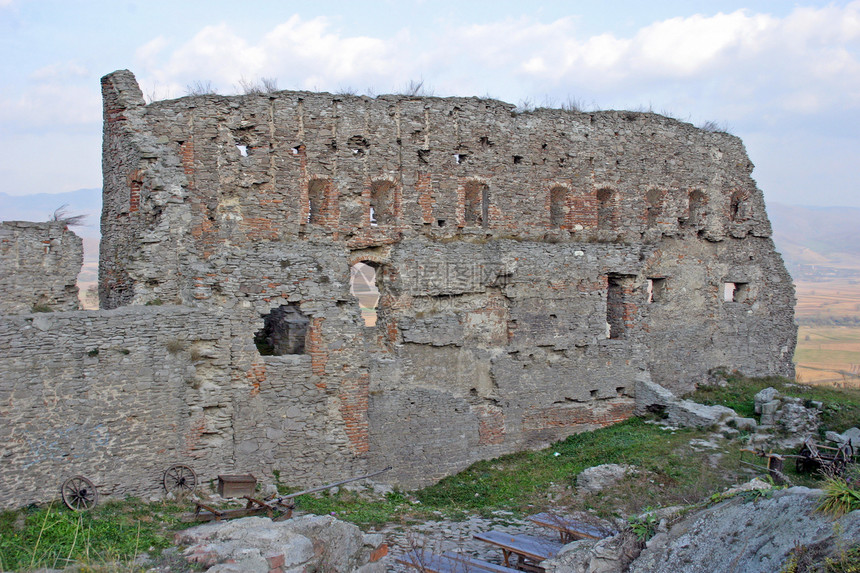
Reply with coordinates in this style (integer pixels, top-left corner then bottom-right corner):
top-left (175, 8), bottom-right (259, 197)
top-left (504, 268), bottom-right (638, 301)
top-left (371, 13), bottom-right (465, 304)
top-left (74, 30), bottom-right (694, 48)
top-left (2, 190), bottom-right (857, 282)
top-left (0, 189), bottom-right (101, 239)
top-left (768, 202), bottom-right (860, 280)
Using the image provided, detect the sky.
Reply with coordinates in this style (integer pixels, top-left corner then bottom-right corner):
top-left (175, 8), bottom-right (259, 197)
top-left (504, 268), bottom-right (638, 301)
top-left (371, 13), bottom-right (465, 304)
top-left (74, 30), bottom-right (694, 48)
top-left (1, 0), bottom-right (859, 208)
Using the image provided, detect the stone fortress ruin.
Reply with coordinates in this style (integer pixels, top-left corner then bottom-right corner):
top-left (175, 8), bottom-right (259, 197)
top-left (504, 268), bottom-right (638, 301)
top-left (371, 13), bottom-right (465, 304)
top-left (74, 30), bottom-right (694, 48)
top-left (0, 70), bottom-right (796, 508)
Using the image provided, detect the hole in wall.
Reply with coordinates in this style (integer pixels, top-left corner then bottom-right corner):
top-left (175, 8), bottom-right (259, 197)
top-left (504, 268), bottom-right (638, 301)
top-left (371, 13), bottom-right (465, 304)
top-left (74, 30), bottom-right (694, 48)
top-left (307, 179), bottom-right (328, 224)
top-left (616, 386), bottom-right (625, 396)
top-left (464, 180), bottom-right (489, 228)
top-left (597, 188), bottom-right (615, 231)
top-left (647, 278), bottom-right (666, 303)
top-left (590, 389), bottom-right (598, 398)
top-left (549, 186), bottom-right (567, 228)
top-left (606, 273), bottom-right (635, 339)
top-left (254, 303), bottom-right (309, 356)
top-left (437, 219), bottom-right (446, 227)
top-left (724, 282), bottom-right (749, 303)
top-left (350, 262), bottom-right (380, 327)
top-left (513, 155), bottom-right (523, 164)
top-left (370, 180), bottom-right (395, 226)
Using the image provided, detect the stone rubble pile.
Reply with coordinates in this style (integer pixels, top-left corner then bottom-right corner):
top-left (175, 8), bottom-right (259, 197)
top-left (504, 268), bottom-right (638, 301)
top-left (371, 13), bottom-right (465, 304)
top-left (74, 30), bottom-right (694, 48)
top-left (753, 386), bottom-right (821, 447)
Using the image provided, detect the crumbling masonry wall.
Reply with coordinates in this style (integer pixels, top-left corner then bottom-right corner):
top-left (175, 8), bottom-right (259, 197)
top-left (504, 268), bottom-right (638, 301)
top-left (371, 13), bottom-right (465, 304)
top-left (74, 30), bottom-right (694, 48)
top-left (0, 221), bottom-right (81, 314)
top-left (97, 68), bottom-right (795, 486)
top-left (0, 69), bottom-right (796, 506)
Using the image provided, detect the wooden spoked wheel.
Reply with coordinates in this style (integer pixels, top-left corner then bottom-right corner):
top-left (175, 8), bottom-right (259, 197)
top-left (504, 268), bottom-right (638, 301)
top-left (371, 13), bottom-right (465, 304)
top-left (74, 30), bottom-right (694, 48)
top-left (163, 464), bottom-right (197, 494)
top-left (61, 475), bottom-right (99, 511)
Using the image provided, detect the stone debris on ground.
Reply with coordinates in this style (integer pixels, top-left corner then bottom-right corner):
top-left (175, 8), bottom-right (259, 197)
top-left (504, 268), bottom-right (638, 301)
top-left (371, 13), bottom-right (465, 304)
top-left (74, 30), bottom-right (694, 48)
top-left (576, 464), bottom-right (637, 494)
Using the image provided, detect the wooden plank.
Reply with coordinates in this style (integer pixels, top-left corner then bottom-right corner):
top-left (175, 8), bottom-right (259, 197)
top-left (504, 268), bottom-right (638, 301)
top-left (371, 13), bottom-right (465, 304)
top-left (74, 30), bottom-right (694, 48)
top-left (395, 550), bottom-right (465, 573)
top-left (182, 506), bottom-right (269, 523)
top-left (473, 530), bottom-right (562, 563)
top-left (528, 512), bottom-right (617, 541)
top-left (441, 551), bottom-right (521, 572)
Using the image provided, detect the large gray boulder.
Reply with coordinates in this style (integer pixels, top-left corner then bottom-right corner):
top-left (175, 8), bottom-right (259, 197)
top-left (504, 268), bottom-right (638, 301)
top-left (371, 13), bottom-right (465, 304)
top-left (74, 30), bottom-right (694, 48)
top-left (627, 487), bottom-right (860, 573)
top-left (577, 464), bottom-right (635, 494)
top-left (542, 531), bottom-right (642, 573)
top-left (175, 514), bottom-right (387, 573)
top-left (826, 427), bottom-right (860, 448)
top-left (634, 377), bottom-right (735, 428)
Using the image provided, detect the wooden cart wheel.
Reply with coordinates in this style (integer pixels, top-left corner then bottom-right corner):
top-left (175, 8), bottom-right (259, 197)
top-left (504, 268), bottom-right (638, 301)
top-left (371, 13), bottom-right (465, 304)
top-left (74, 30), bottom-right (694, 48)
top-left (61, 475), bottom-right (98, 511)
top-left (163, 464), bottom-right (197, 494)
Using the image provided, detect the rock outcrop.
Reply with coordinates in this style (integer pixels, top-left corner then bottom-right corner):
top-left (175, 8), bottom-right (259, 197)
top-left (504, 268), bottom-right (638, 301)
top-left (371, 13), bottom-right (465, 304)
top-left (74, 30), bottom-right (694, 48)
top-left (175, 514), bottom-right (388, 573)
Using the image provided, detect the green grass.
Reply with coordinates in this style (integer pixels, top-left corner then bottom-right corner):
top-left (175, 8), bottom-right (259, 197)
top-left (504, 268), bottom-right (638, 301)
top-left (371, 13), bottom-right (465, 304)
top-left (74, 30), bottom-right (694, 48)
top-left (3, 375), bottom-right (858, 569)
top-left (0, 499), bottom-right (186, 572)
top-left (291, 418), bottom-right (744, 526)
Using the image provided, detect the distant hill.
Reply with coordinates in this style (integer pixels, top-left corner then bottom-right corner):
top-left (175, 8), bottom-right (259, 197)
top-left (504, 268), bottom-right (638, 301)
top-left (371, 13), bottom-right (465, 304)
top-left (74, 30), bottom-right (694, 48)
top-left (769, 202), bottom-right (860, 281)
top-left (0, 188), bottom-right (101, 239)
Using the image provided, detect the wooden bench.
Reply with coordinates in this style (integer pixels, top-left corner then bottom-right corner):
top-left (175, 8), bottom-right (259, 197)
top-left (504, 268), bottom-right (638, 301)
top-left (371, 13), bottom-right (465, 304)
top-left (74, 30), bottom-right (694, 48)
top-left (473, 530), bottom-right (562, 572)
top-left (396, 550), bottom-right (519, 573)
top-left (527, 512), bottom-right (618, 543)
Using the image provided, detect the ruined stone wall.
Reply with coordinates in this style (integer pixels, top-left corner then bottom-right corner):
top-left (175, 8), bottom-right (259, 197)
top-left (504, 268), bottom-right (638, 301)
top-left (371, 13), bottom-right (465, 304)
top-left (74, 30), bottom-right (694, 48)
top-left (0, 305), bottom-right (359, 507)
top-left (0, 221), bottom-right (82, 313)
top-left (94, 69), bottom-right (795, 489)
top-left (0, 69), bottom-right (797, 507)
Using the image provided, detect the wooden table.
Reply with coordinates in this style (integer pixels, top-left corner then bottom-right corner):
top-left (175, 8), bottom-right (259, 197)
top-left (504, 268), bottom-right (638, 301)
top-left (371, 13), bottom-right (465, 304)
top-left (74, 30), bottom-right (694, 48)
top-left (473, 530), bottom-right (562, 572)
top-left (527, 512), bottom-right (618, 543)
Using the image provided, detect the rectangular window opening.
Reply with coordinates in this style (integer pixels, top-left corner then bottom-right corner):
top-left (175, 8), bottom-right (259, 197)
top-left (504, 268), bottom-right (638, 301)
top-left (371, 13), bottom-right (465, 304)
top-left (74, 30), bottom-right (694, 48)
top-left (647, 278), bottom-right (667, 303)
top-left (550, 186), bottom-right (567, 228)
top-left (464, 181), bottom-right (489, 228)
top-left (607, 274), bottom-right (635, 339)
top-left (307, 179), bottom-right (327, 225)
top-left (370, 181), bottom-right (395, 226)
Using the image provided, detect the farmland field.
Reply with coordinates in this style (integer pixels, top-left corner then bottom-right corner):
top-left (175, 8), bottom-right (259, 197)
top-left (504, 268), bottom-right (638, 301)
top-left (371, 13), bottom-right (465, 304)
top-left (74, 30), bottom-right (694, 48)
top-left (794, 279), bottom-right (860, 388)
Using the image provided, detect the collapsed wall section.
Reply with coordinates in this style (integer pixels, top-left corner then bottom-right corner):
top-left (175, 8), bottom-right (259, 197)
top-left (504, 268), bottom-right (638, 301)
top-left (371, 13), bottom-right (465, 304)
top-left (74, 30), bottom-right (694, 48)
top-left (0, 221), bottom-right (82, 314)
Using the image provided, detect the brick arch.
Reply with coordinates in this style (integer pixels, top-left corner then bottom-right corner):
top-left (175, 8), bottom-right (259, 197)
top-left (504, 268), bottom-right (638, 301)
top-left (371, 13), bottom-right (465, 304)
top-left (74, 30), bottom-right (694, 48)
top-left (347, 248), bottom-right (391, 268)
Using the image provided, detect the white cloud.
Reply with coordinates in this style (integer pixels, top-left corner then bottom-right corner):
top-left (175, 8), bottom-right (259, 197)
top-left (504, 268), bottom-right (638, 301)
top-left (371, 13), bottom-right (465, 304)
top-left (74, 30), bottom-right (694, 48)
top-left (421, 5), bottom-right (860, 122)
top-left (628, 11), bottom-right (773, 76)
top-left (0, 84), bottom-right (101, 129)
top-left (136, 16), bottom-right (400, 97)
